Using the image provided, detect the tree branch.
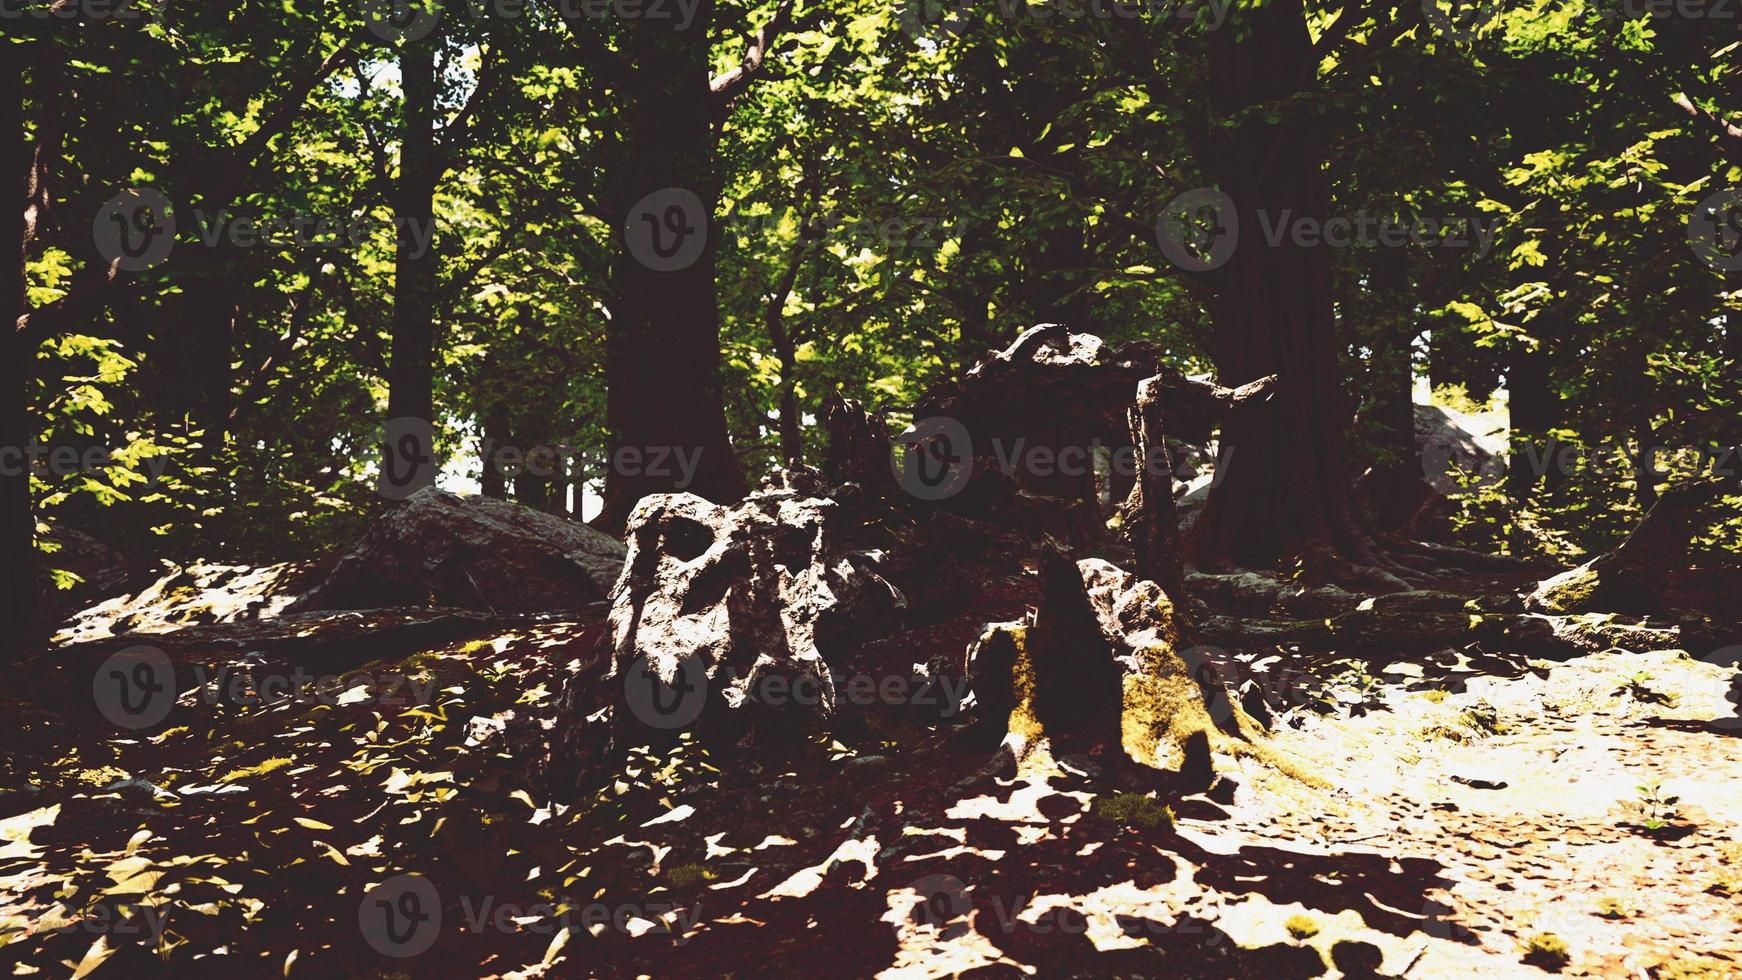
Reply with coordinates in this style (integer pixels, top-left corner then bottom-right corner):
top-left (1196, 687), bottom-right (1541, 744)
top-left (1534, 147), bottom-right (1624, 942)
top-left (711, 0), bottom-right (798, 105)
top-left (1671, 91), bottom-right (1742, 168)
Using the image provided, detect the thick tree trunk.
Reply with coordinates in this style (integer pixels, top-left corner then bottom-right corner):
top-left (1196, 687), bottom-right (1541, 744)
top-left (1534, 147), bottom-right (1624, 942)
top-left (185, 272), bottom-right (238, 445)
top-left (1188, 0), bottom-right (1368, 571)
top-left (1506, 336), bottom-right (1559, 502)
top-left (1024, 221), bottom-right (1090, 330)
top-left (512, 418), bottom-right (552, 512)
top-left (3, 56), bottom-right (36, 660)
top-left (596, 3), bottom-right (746, 532)
top-left (775, 363), bottom-right (802, 468)
top-left (383, 29), bottom-right (439, 482)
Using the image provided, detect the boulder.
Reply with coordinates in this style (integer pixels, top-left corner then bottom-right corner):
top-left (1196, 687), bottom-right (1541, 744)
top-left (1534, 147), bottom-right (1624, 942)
top-left (1526, 476), bottom-right (1730, 615)
top-left (1416, 401), bottom-right (1505, 496)
top-left (294, 488), bottom-right (625, 615)
top-left (56, 561), bottom-right (324, 645)
top-left (585, 473), bottom-right (904, 743)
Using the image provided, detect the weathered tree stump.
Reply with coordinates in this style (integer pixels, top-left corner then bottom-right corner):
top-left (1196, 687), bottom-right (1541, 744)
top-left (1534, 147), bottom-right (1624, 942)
top-left (965, 548), bottom-right (1250, 789)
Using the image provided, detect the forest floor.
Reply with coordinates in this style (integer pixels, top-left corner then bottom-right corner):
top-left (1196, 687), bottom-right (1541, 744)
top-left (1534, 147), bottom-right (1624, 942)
top-left (3, 580), bottom-right (1740, 979)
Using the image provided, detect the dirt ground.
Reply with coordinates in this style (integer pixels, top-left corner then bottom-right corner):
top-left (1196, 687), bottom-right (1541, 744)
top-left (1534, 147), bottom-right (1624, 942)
top-left (3, 617), bottom-right (1740, 978)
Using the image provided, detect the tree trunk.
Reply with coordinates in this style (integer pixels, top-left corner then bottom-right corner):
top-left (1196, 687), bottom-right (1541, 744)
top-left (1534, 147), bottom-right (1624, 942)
top-left (480, 405), bottom-right (510, 500)
top-left (1361, 247), bottom-right (1433, 531)
top-left (1024, 221), bottom-right (1090, 330)
top-left (596, 2), bottom-right (747, 532)
top-left (186, 273), bottom-right (238, 446)
top-left (513, 418), bottom-right (552, 512)
top-left (1187, 0), bottom-right (1368, 571)
top-left (383, 27), bottom-right (440, 487)
top-left (2, 56), bottom-right (36, 660)
top-left (1527, 475), bottom-right (1731, 615)
top-left (775, 359), bottom-right (802, 468)
top-left (1506, 335), bottom-right (1560, 503)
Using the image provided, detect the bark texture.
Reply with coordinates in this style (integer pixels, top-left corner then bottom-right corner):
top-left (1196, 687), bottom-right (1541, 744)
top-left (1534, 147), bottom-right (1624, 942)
top-left (597, 2), bottom-right (747, 532)
top-left (3, 54), bottom-right (35, 661)
top-left (1190, 0), bottom-right (1367, 571)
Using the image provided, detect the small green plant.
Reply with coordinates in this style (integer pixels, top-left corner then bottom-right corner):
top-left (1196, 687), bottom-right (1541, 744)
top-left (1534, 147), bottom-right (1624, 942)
top-left (1627, 780), bottom-right (1682, 831)
top-left (1419, 689), bottom-right (1449, 704)
top-left (1092, 793), bottom-right (1173, 829)
top-left (1284, 913), bottom-right (1319, 940)
top-left (664, 863), bottom-right (716, 889)
top-left (1595, 896), bottom-right (1629, 919)
top-left (1520, 932), bottom-right (1570, 968)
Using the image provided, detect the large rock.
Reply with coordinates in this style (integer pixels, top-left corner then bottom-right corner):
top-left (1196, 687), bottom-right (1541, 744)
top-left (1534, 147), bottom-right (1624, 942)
top-left (1526, 476), bottom-right (1731, 615)
top-left (1416, 401), bottom-right (1505, 496)
top-left (294, 488), bottom-right (625, 614)
top-left (56, 561), bottom-right (323, 644)
top-left (595, 473), bottom-right (904, 738)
